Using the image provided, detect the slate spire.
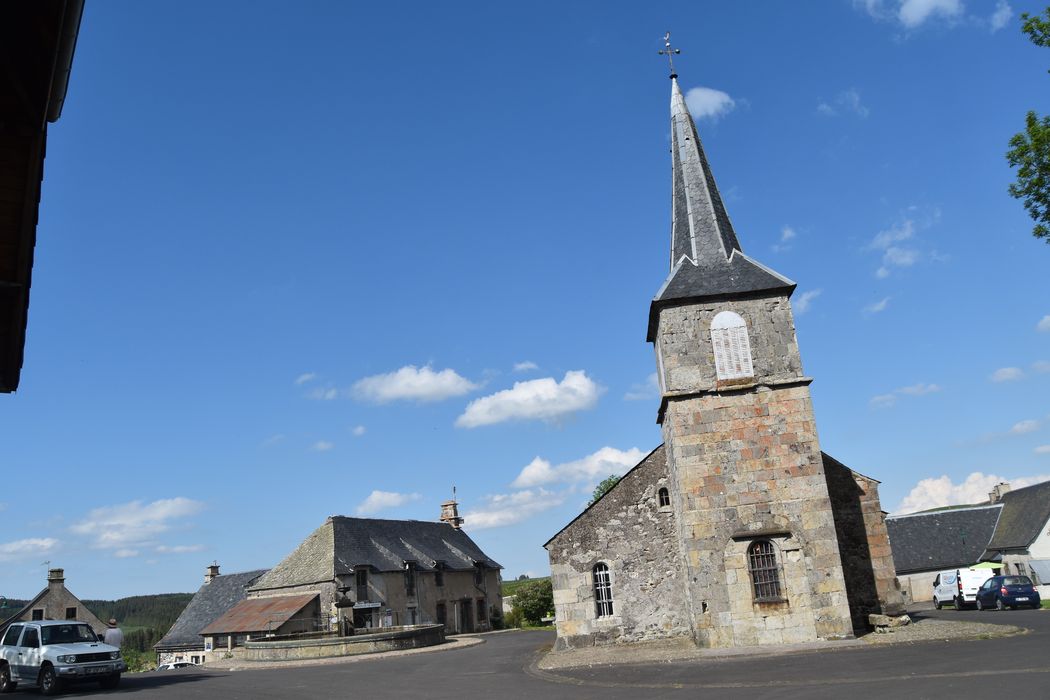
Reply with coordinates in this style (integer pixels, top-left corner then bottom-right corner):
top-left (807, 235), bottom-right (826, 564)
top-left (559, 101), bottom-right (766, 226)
top-left (647, 74), bottom-right (796, 342)
top-left (669, 77), bottom-right (741, 268)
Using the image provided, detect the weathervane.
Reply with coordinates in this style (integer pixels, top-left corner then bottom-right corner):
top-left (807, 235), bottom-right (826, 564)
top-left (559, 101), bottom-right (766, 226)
top-left (658, 32), bottom-right (681, 79)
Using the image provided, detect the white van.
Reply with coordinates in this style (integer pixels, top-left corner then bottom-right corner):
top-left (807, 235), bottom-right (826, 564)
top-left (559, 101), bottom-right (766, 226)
top-left (932, 568), bottom-right (996, 609)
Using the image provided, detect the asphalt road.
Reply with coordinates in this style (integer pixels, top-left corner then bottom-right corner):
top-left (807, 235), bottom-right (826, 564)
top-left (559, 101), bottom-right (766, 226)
top-left (23, 606), bottom-right (1050, 699)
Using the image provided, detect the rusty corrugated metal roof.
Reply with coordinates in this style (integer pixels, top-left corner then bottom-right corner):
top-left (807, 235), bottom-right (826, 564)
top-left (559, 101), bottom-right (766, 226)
top-left (198, 593), bottom-right (317, 635)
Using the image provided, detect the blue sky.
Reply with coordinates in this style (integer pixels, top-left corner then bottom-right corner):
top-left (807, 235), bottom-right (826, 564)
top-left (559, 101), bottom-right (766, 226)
top-left (2, 0), bottom-right (1049, 600)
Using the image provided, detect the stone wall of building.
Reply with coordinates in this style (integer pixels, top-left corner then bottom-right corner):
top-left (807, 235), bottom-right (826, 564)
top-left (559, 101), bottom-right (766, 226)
top-left (0, 570), bottom-right (107, 636)
top-left (546, 445), bottom-right (691, 650)
top-left (823, 455), bottom-right (905, 629)
top-left (656, 294), bottom-right (855, 647)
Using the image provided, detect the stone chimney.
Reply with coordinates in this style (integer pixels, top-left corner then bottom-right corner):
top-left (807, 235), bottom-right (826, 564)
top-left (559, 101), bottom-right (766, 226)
top-left (205, 563), bottom-right (220, 584)
top-left (47, 568), bottom-right (65, 591)
top-left (989, 482), bottom-right (1012, 504)
top-left (440, 488), bottom-right (464, 529)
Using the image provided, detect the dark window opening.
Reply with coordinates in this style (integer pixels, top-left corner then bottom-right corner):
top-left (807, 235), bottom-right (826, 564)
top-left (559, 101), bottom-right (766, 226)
top-left (435, 567), bottom-right (444, 587)
top-left (436, 603), bottom-right (446, 626)
top-left (748, 540), bottom-right (782, 601)
top-left (476, 599), bottom-right (486, 623)
top-left (658, 487), bottom-right (670, 507)
top-left (65, 607), bottom-right (77, 620)
top-left (31, 609), bottom-right (43, 621)
top-left (405, 565), bottom-right (416, 597)
top-left (593, 563), bottom-right (614, 617)
top-left (474, 565), bottom-right (484, 586)
top-left (356, 569), bottom-right (368, 601)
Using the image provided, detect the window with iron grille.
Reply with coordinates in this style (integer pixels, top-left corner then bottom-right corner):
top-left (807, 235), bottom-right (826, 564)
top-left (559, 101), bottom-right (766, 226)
top-left (711, 311), bottom-right (754, 381)
top-left (748, 540), bottom-right (782, 601)
top-left (593, 563), bottom-right (614, 617)
top-left (658, 487), bottom-right (670, 508)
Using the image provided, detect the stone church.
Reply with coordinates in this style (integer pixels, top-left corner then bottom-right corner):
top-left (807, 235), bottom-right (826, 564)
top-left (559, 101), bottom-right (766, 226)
top-left (544, 72), bottom-right (904, 650)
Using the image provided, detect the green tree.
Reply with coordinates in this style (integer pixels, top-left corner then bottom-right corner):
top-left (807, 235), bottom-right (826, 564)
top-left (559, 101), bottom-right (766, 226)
top-left (589, 474), bottom-right (621, 505)
top-left (1007, 8), bottom-right (1050, 243)
top-left (512, 578), bottom-right (553, 625)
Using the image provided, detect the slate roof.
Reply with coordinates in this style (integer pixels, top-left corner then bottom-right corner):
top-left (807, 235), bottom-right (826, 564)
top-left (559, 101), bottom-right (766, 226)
top-left (153, 569), bottom-right (268, 651)
top-left (983, 480), bottom-right (1050, 554)
top-left (249, 517), bottom-right (501, 592)
top-left (198, 593), bottom-right (317, 635)
top-left (886, 505), bottom-right (1001, 574)
top-left (647, 78), bottom-right (794, 342)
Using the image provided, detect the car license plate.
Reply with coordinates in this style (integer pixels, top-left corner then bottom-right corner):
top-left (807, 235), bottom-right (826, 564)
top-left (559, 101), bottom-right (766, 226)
top-left (1016, 597), bottom-right (1029, 602)
top-left (86, 666), bottom-right (109, 675)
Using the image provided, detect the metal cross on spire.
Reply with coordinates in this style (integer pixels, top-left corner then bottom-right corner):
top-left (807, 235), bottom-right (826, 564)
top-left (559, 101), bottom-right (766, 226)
top-left (658, 32), bottom-right (681, 79)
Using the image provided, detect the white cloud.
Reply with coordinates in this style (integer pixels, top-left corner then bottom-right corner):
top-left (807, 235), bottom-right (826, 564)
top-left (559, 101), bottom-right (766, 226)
top-left (307, 387), bottom-right (338, 401)
top-left (899, 0), bottom-right (963, 28)
top-left (794, 289), bottom-right (822, 315)
top-left (312, 440), bottom-right (334, 452)
top-left (71, 498), bottom-right (204, 550)
top-left (355, 490), bottom-right (422, 516)
top-left (353, 364), bottom-right (479, 403)
top-left (816, 88), bottom-right (869, 118)
top-left (990, 1), bottom-right (1013, 31)
top-left (511, 446), bottom-right (646, 489)
top-left (1036, 445), bottom-right (1050, 454)
top-left (896, 470), bottom-right (1050, 514)
top-left (624, 373), bottom-right (660, 401)
top-left (114, 549), bottom-right (139, 558)
top-left (351, 425), bottom-right (367, 437)
top-left (685, 86), bottom-right (737, 121)
top-left (156, 544), bottom-right (204, 554)
top-left (865, 296), bottom-right (891, 314)
top-left (869, 220), bottom-right (915, 250)
top-left (990, 367), bottom-right (1024, 382)
top-left (513, 361), bottom-right (539, 373)
top-left (1010, 419), bottom-right (1039, 435)
top-left (1033, 361), bottom-right (1050, 374)
top-left (294, 372), bottom-right (317, 386)
top-left (0, 537), bottom-right (59, 562)
top-left (461, 488), bottom-right (567, 530)
top-left (456, 370), bottom-right (602, 428)
top-left (866, 212), bottom-right (941, 278)
top-left (870, 382), bottom-right (941, 407)
top-left (773, 226), bottom-right (796, 253)
top-left (1038, 315), bottom-right (1050, 332)
top-left (261, 433), bottom-right (286, 447)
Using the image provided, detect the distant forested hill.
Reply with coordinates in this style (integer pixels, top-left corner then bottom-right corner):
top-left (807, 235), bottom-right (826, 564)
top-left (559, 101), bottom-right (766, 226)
top-left (82, 593), bottom-right (194, 652)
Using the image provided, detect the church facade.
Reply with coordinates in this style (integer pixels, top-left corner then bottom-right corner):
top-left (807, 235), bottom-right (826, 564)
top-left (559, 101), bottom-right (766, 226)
top-left (545, 73), bottom-right (903, 650)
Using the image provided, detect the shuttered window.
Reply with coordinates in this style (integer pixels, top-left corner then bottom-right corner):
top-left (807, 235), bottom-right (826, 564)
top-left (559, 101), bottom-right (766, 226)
top-left (711, 311), bottom-right (754, 380)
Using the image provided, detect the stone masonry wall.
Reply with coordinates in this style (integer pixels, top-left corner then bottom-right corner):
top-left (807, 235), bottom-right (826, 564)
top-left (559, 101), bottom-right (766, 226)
top-left (546, 445), bottom-right (691, 650)
top-left (657, 293), bottom-right (854, 647)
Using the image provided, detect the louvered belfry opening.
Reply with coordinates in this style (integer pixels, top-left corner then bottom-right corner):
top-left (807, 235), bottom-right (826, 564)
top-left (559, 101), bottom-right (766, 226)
top-left (711, 311), bottom-right (754, 381)
top-left (748, 540), bottom-right (782, 601)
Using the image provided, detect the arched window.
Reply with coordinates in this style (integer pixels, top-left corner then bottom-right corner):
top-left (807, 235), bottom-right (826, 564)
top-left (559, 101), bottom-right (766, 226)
top-left (658, 487), bottom-right (670, 507)
top-left (747, 540), bottom-right (782, 601)
top-left (711, 311), bottom-right (754, 381)
top-left (593, 563), bottom-right (614, 617)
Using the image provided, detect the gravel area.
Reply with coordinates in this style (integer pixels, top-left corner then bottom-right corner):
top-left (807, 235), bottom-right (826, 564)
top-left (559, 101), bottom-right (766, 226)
top-left (536, 616), bottom-right (1023, 670)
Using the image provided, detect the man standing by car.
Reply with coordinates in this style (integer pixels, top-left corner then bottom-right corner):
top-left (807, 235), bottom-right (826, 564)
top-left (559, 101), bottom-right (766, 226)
top-left (103, 619), bottom-right (123, 648)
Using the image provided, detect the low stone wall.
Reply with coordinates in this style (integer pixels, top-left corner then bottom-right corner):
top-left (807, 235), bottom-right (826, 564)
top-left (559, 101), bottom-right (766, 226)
top-left (242, 624), bottom-right (445, 662)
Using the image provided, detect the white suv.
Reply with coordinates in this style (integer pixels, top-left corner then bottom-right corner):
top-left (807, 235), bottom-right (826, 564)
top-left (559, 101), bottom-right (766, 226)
top-left (0, 620), bottom-right (125, 695)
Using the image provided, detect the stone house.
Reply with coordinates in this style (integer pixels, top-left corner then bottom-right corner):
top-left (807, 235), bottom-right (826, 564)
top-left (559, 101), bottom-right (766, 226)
top-left (544, 73), bottom-right (904, 651)
top-left (885, 504), bottom-right (1002, 603)
top-left (981, 480), bottom-right (1050, 589)
top-left (0, 569), bottom-right (107, 637)
top-left (199, 593), bottom-right (320, 654)
top-left (246, 506), bottom-right (502, 636)
top-left (154, 566), bottom-right (268, 666)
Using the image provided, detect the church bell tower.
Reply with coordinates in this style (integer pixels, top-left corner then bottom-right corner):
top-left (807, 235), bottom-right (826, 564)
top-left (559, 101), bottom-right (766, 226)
top-left (649, 52), bottom-right (855, 647)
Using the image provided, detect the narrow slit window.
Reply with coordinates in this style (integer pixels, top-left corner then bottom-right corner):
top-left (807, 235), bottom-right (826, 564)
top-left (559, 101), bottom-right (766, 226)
top-left (593, 563), bottom-right (614, 617)
top-left (711, 311), bottom-right (754, 380)
top-left (748, 540), bottom-right (782, 601)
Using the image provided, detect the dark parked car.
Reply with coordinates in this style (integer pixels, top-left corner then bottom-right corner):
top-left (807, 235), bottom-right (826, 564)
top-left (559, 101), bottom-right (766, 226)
top-left (975, 575), bottom-right (1041, 610)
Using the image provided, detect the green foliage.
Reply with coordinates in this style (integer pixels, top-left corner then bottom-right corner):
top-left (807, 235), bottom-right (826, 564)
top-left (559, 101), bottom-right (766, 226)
top-left (590, 475), bottom-right (621, 505)
top-left (512, 578), bottom-right (553, 624)
top-left (501, 576), bottom-right (549, 597)
top-left (120, 648), bottom-right (156, 673)
top-left (504, 606), bottom-right (524, 628)
top-left (1021, 8), bottom-right (1050, 49)
top-left (1008, 7), bottom-right (1050, 243)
